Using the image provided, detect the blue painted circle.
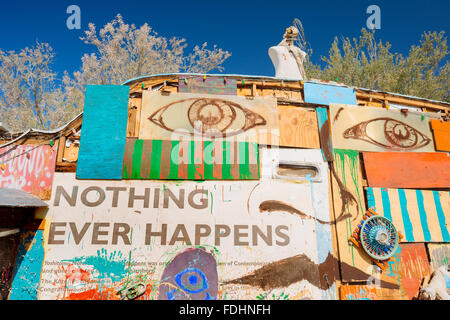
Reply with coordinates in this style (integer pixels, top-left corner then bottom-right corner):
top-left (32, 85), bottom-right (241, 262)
top-left (174, 268), bottom-right (208, 294)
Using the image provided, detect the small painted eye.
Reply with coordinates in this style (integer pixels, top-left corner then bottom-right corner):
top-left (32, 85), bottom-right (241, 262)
top-left (149, 98), bottom-right (266, 138)
top-left (174, 268), bottom-right (208, 294)
top-left (343, 117), bottom-right (431, 150)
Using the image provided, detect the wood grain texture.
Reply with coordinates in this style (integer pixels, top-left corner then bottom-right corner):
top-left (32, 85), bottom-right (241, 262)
top-left (329, 103), bottom-right (435, 153)
top-left (430, 119), bottom-right (450, 152)
top-left (277, 106), bottom-right (320, 148)
top-left (366, 187), bottom-right (450, 243)
top-left (363, 152), bottom-right (450, 189)
top-left (178, 76), bottom-right (237, 95)
top-left (303, 82), bottom-right (357, 106)
top-left (76, 85), bottom-right (130, 180)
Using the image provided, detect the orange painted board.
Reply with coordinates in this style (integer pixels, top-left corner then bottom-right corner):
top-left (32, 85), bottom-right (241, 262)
top-left (398, 243), bottom-right (431, 300)
top-left (430, 120), bottom-right (450, 152)
top-left (363, 152), bottom-right (450, 189)
top-left (340, 285), bottom-right (406, 300)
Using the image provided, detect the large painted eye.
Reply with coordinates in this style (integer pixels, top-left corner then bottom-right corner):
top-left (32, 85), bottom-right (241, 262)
top-left (149, 98), bottom-right (266, 138)
top-left (343, 117), bottom-right (431, 150)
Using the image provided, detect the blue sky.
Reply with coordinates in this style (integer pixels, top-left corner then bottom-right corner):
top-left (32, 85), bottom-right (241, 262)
top-left (0, 0), bottom-right (448, 79)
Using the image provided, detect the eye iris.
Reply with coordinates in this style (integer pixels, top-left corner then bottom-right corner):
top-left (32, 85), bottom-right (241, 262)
top-left (197, 104), bottom-right (224, 125)
top-left (385, 120), bottom-right (418, 148)
top-left (188, 99), bottom-right (236, 136)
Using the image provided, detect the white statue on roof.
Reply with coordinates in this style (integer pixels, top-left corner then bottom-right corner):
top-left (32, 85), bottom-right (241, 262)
top-left (269, 21), bottom-right (308, 81)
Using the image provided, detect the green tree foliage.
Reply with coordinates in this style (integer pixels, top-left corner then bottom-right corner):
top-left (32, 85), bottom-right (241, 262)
top-left (305, 28), bottom-right (449, 102)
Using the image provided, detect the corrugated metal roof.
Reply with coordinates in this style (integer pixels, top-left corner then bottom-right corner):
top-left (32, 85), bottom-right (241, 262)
top-left (0, 188), bottom-right (48, 207)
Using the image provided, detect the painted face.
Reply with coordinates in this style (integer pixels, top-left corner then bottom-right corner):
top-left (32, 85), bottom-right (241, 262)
top-left (157, 248), bottom-right (218, 300)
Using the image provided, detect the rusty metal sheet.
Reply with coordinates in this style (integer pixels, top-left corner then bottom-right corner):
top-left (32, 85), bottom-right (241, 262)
top-left (329, 104), bottom-right (435, 152)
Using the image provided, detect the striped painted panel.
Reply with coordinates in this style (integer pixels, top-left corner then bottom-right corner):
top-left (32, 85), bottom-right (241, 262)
top-left (122, 139), bottom-right (259, 180)
top-left (366, 187), bottom-right (450, 243)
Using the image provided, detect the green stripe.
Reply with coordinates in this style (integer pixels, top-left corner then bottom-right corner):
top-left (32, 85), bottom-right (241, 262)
top-left (187, 140), bottom-right (196, 179)
top-left (222, 141), bottom-right (233, 179)
top-left (131, 139), bottom-right (143, 179)
top-left (203, 141), bottom-right (214, 180)
top-left (168, 140), bottom-right (180, 179)
top-left (239, 141), bottom-right (250, 179)
top-left (149, 140), bottom-right (162, 179)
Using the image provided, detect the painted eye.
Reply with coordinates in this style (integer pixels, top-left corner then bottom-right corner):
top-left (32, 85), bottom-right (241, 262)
top-left (149, 98), bottom-right (266, 138)
top-left (343, 117), bottom-right (431, 150)
top-left (174, 268), bottom-right (208, 294)
top-left (157, 248), bottom-right (218, 300)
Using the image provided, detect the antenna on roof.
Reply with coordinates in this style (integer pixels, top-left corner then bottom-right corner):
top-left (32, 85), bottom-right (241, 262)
top-left (292, 18), bottom-right (307, 51)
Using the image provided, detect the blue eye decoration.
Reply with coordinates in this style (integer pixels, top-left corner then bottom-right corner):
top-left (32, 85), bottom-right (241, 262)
top-left (174, 268), bottom-right (208, 294)
top-left (343, 117), bottom-right (431, 150)
top-left (157, 248), bottom-right (218, 300)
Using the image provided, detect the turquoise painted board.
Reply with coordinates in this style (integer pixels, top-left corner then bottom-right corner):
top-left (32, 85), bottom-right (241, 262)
top-left (9, 230), bottom-right (45, 300)
top-left (76, 85), bottom-right (129, 180)
top-left (316, 107), bottom-right (334, 162)
top-left (366, 187), bottom-right (450, 243)
top-left (304, 82), bottom-right (357, 106)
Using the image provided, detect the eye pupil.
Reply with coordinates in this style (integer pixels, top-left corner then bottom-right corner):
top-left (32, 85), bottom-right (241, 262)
top-left (188, 99), bottom-right (236, 136)
top-left (385, 120), bottom-right (418, 148)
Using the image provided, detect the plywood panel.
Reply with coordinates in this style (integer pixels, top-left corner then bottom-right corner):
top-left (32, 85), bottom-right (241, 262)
top-left (138, 91), bottom-right (279, 145)
top-left (330, 149), bottom-right (373, 282)
top-left (430, 119), bottom-right (450, 152)
top-left (427, 244), bottom-right (450, 271)
top-left (261, 147), bottom-right (339, 299)
top-left (329, 104), bottom-right (435, 152)
top-left (363, 152), bottom-right (450, 189)
top-left (76, 85), bottom-right (130, 180)
top-left (303, 82), bottom-right (357, 106)
top-left (316, 107), bottom-right (334, 162)
top-left (278, 106), bottom-right (320, 148)
top-left (366, 187), bottom-right (450, 242)
top-left (178, 76), bottom-right (237, 95)
top-left (0, 144), bottom-right (57, 200)
top-left (122, 139), bottom-right (259, 180)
